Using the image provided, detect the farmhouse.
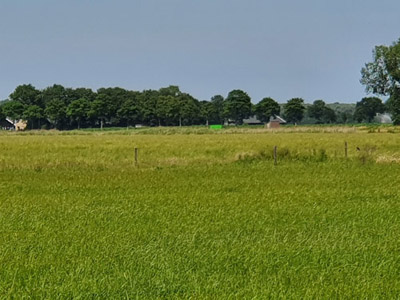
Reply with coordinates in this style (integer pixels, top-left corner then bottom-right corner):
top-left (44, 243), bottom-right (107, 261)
top-left (0, 119), bottom-right (15, 130)
top-left (243, 116), bottom-right (263, 125)
top-left (224, 115), bottom-right (287, 126)
top-left (266, 116), bottom-right (287, 129)
top-left (2, 118), bottom-right (28, 131)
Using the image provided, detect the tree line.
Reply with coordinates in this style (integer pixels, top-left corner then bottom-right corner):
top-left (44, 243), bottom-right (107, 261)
top-left (1, 36), bottom-right (399, 130)
top-left (0, 84), bottom-right (393, 130)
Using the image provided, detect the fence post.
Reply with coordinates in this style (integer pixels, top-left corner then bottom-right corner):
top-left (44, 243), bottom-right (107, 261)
top-left (135, 147), bottom-right (139, 166)
top-left (345, 141), bottom-right (348, 159)
top-left (274, 146), bottom-right (277, 165)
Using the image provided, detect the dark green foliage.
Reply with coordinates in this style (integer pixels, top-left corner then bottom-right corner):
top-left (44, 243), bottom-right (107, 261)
top-left (23, 105), bottom-right (44, 129)
top-left (199, 101), bottom-right (215, 126)
top-left (308, 100), bottom-right (337, 124)
top-left (67, 98), bottom-right (90, 129)
top-left (139, 90), bottom-right (160, 126)
top-left (1, 101), bottom-right (25, 121)
top-left (210, 95), bottom-right (225, 124)
top-left (284, 98), bottom-right (306, 124)
top-left (45, 99), bottom-right (67, 129)
top-left (2, 83), bottom-right (357, 130)
top-left (0, 105), bottom-right (4, 120)
top-left (117, 92), bottom-right (141, 127)
top-left (9, 84), bottom-right (41, 107)
top-left (224, 90), bottom-right (252, 125)
top-left (361, 38), bottom-right (400, 123)
top-left (254, 97), bottom-right (280, 122)
top-left (353, 97), bottom-right (385, 123)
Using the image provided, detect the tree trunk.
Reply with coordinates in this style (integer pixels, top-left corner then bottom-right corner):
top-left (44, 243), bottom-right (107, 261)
top-left (100, 119), bottom-right (104, 130)
top-left (206, 119), bottom-right (209, 126)
top-left (179, 117), bottom-right (182, 127)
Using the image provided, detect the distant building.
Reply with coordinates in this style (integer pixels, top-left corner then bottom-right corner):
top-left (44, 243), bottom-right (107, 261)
top-left (224, 115), bottom-right (287, 126)
top-left (4, 118), bottom-right (28, 131)
top-left (0, 119), bottom-right (15, 130)
top-left (242, 116), bottom-right (263, 125)
top-left (266, 116), bottom-right (287, 129)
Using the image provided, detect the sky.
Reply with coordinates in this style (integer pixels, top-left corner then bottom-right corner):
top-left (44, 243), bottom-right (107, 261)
top-left (1, 0), bottom-right (400, 104)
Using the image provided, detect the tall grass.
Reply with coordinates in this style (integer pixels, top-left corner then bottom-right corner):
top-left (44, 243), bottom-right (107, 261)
top-left (1, 128), bottom-right (400, 298)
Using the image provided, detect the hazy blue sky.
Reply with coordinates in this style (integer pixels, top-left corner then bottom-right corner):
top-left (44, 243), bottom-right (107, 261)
top-left (1, 0), bottom-right (399, 103)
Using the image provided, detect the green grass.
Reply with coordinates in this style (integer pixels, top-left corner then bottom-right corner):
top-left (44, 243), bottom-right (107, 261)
top-left (1, 127), bottom-right (400, 298)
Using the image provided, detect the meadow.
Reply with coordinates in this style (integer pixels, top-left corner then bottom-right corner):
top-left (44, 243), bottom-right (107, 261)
top-left (1, 126), bottom-right (400, 298)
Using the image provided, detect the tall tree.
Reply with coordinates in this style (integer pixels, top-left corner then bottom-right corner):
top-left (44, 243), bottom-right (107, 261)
top-left (23, 105), bottom-right (44, 129)
top-left (307, 100), bottom-right (326, 123)
top-left (156, 95), bottom-right (180, 126)
top-left (41, 84), bottom-right (68, 107)
top-left (117, 92), bottom-right (141, 127)
top-left (200, 101), bottom-right (215, 126)
top-left (224, 90), bottom-right (252, 125)
top-left (254, 97), bottom-right (280, 123)
top-left (139, 90), bottom-right (159, 126)
top-left (177, 93), bottom-right (199, 126)
top-left (353, 97), bottom-right (385, 123)
top-left (210, 95), bottom-right (225, 124)
top-left (9, 84), bottom-right (41, 107)
top-left (1, 101), bottom-right (25, 122)
top-left (67, 98), bottom-right (90, 129)
top-left (284, 98), bottom-right (305, 124)
top-left (45, 99), bottom-right (67, 129)
top-left (361, 38), bottom-right (400, 124)
top-left (307, 100), bottom-right (336, 124)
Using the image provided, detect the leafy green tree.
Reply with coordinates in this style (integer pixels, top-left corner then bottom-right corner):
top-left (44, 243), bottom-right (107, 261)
top-left (45, 99), bottom-right (67, 129)
top-left (117, 95), bottom-right (141, 127)
top-left (284, 98), bottom-right (305, 124)
top-left (322, 106), bottom-right (337, 123)
top-left (23, 105), bottom-right (44, 129)
top-left (159, 85), bottom-right (181, 97)
top-left (307, 100), bottom-right (337, 124)
top-left (307, 100), bottom-right (326, 123)
top-left (88, 94), bottom-right (113, 129)
top-left (41, 84), bottom-right (68, 106)
top-left (67, 98), bottom-right (90, 129)
top-left (353, 97), bottom-right (385, 123)
top-left (254, 97), bottom-right (280, 123)
top-left (361, 38), bottom-right (400, 124)
top-left (9, 84), bottom-right (41, 107)
top-left (139, 90), bottom-right (159, 126)
top-left (224, 90), bottom-right (252, 125)
top-left (156, 95), bottom-right (180, 126)
top-left (68, 88), bottom-right (96, 103)
top-left (1, 101), bottom-right (25, 122)
top-left (177, 93), bottom-right (199, 126)
top-left (337, 110), bottom-right (353, 124)
top-left (210, 95), bottom-right (225, 124)
top-left (96, 87), bottom-right (129, 125)
top-left (200, 101), bottom-right (216, 126)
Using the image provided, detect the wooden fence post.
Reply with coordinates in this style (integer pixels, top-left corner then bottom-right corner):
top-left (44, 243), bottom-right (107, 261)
top-left (274, 146), bottom-right (277, 165)
top-left (135, 147), bottom-right (139, 166)
top-left (345, 141), bottom-right (348, 159)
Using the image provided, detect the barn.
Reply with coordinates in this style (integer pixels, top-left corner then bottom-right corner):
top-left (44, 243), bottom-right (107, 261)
top-left (266, 116), bottom-right (287, 129)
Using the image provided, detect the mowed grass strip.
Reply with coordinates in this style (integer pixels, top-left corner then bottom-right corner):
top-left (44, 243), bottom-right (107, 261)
top-left (1, 130), bottom-right (400, 298)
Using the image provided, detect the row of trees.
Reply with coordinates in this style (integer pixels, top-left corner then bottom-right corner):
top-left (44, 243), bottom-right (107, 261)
top-left (0, 83), bottom-right (391, 130)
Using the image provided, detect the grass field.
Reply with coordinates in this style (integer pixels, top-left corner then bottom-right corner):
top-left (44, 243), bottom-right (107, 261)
top-left (1, 127), bottom-right (400, 298)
